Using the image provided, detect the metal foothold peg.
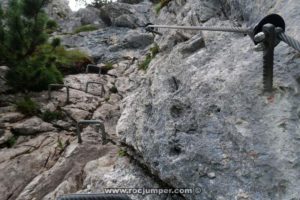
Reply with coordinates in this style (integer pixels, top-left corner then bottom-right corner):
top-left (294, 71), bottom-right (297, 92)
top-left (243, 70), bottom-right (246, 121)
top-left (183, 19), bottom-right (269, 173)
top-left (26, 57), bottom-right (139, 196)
top-left (252, 14), bottom-right (285, 45)
top-left (76, 120), bottom-right (107, 144)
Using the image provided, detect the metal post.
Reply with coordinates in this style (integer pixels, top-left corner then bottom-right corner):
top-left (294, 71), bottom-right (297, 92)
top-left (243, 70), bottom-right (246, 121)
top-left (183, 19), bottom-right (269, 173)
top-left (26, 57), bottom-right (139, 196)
top-left (97, 123), bottom-right (107, 145)
top-left (48, 84), bottom-right (70, 103)
top-left (66, 86), bottom-right (70, 104)
top-left (76, 123), bottom-right (82, 143)
top-left (86, 64), bottom-right (102, 76)
top-left (85, 81), bottom-right (105, 96)
top-left (262, 24), bottom-right (276, 92)
top-left (76, 120), bottom-right (107, 144)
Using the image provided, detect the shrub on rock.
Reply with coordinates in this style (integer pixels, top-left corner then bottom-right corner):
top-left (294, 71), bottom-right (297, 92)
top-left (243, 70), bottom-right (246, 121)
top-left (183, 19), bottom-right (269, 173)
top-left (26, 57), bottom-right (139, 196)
top-left (15, 97), bottom-right (40, 116)
top-left (0, 0), bottom-right (88, 92)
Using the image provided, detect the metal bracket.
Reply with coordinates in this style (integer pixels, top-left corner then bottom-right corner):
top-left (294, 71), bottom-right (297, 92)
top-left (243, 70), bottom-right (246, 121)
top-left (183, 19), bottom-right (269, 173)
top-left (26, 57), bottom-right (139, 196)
top-left (85, 81), bottom-right (105, 96)
top-left (252, 13), bottom-right (285, 45)
top-left (86, 64), bottom-right (102, 76)
top-left (145, 23), bottom-right (163, 36)
top-left (48, 84), bottom-right (70, 103)
top-left (76, 120), bottom-right (107, 144)
top-left (57, 194), bottom-right (131, 200)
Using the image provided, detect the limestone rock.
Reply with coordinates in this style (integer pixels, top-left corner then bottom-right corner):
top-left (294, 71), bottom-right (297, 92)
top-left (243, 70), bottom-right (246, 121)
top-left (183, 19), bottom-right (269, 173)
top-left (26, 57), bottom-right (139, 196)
top-left (0, 132), bottom-right (63, 200)
top-left (75, 7), bottom-right (104, 26)
top-left (45, 0), bottom-right (72, 21)
top-left (0, 112), bottom-right (24, 123)
top-left (62, 107), bottom-right (90, 122)
top-left (122, 31), bottom-right (154, 49)
top-left (12, 117), bottom-right (55, 135)
top-left (115, 14), bottom-right (137, 28)
top-left (0, 129), bottom-right (13, 146)
top-left (180, 34), bottom-right (205, 54)
top-left (116, 0), bottom-right (300, 199)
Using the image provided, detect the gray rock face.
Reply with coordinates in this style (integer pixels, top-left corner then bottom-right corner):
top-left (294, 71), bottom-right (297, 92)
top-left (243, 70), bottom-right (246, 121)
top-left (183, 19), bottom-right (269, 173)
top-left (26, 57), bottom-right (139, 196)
top-left (45, 0), bottom-right (72, 21)
top-left (60, 27), bottom-right (153, 63)
top-left (115, 14), bottom-right (137, 28)
top-left (75, 7), bottom-right (103, 26)
top-left (122, 31), bottom-right (154, 49)
top-left (2, 0), bottom-right (300, 200)
top-left (117, 0), bottom-right (300, 199)
top-left (102, 2), bottom-right (152, 28)
top-left (56, 1), bottom-right (154, 33)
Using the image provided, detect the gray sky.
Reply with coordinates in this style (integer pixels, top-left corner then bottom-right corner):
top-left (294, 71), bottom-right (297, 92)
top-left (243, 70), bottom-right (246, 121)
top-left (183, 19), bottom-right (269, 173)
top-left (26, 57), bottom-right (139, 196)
top-left (68, 0), bottom-right (93, 11)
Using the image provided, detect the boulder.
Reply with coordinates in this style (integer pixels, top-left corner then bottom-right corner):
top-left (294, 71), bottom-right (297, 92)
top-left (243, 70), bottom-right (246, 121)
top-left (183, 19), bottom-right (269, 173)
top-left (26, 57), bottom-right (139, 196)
top-left (115, 14), bottom-right (137, 28)
top-left (62, 107), bottom-right (90, 122)
top-left (0, 112), bottom-right (25, 123)
top-left (122, 31), bottom-right (154, 49)
top-left (75, 7), bottom-right (106, 27)
top-left (0, 129), bottom-right (13, 146)
top-left (12, 117), bottom-right (55, 135)
top-left (45, 0), bottom-right (72, 21)
top-left (180, 34), bottom-right (205, 54)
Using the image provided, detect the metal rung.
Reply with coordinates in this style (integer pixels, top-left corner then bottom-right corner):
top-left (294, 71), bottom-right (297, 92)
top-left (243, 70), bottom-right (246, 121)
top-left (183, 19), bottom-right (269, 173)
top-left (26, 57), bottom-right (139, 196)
top-left (76, 120), bottom-right (107, 144)
top-left (85, 81), bottom-right (105, 96)
top-left (48, 84), bottom-right (70, 103)
top-left (86, 64), bottom-right (102, 76)
top-left (57, 194), bottom-right (131, 200)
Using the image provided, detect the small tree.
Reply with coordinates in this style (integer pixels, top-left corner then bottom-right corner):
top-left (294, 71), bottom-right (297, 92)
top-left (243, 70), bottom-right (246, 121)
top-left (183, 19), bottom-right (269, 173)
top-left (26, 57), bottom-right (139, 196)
top-left (0, 0), bottom-right (63, 92)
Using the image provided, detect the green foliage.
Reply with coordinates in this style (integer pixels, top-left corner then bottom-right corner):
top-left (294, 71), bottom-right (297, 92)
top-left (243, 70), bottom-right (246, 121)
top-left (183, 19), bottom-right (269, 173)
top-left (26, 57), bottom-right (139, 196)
top-left (150, 43), bottom-right (160, 57)
top-left (138, 54), bottom-right (152, 71)
top-left (15, 97), bottom-right (40, 116)
top-left (118, 149), bottom-right (128, 157)
top-left (5, 135), bottom-right (18, 148)
top-left (101, 62), bottom-right (114, 74)
top-left (0, 0), bottom-right (66, 92)
top-left (57, 136), bottom-right (64, 149)
top-left (74, 24), bottom-right (98, 34)
top-left (51, 38), bottom-right (61, 48)
top-left (42, 110), bottom-right (64, 122)
top-left (109, 85), bottom-right (118, 93)
top-left (138, 43), bottom-right (160, 71)
top-left (155, 0), bottom-right (172, 13)
top-left (46, 20), bottom-right (58, 33)
top-left (104, 62), bottom-right (113, 70)
top-left (6, 65), bottom-right (63, 91)
top-left (51, 46), bottom-right (91, 74)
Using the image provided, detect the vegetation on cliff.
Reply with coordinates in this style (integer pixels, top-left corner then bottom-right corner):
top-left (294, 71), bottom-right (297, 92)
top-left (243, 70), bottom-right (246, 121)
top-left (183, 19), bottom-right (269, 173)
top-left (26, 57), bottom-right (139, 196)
top-left (0, 0), bottom-right (89, 92)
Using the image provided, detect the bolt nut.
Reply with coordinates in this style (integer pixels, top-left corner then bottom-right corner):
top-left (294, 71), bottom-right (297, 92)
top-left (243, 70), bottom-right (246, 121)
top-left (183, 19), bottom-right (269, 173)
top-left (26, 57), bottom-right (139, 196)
top-left (254, 32), bottom-right (265, 43)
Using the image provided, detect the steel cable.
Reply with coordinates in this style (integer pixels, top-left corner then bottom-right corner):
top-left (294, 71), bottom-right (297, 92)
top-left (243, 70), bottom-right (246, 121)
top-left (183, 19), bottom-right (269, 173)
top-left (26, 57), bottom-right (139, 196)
top-left (147, 25), bottom-right (251, 34)
top-left (278, 32), bottom-right (300, 52)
